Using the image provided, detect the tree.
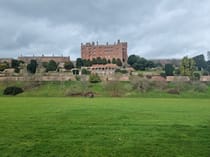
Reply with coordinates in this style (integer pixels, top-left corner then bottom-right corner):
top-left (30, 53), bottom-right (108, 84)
top-left (0, 62), bottom-right (9, 71)
top-left (92, 58), bottom-right (97, 65)
top-left (193, 54), bottom-right (207, 71)
top-left (11, 59), bottom-right (21, 73)
top-left (147, 60), bottom-right (155, 68)
top-left (83, 59), bottom-right (92, 67)
top-left (180, 56), bottom-right (195, 76)
top-left (127, 55), bottom-right (152, 71)
top-left (46, 60), bottom-right (57, 72)
top-left (127, 55), bottom-right (139, 66)
top-left (112, 58), bottom-right (117, 64)
top-left (96, 57), bottom-right (103, 64)
top-left (165, 64), bottom-right (174, 76)
top-left (76, 58), bottom-right (83, 68)
top-left (206, 61), bottom-right (210, 73)
top-left (27, 60), bottom-right (38, 74)
top-left (116, 58), bottom-right (122, 66)
top-left (102, 58), bottom-right (107, 65)
top-left (64, 61), bottom-right (74, 70)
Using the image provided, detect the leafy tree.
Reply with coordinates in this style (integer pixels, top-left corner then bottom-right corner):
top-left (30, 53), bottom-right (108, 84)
top-left (64, 61), bottom-right (74, 70)
top-left (180, 56), bottom-right (195, 76)
top-left (174, 68), bottom-right (181, 75)
top-left (46, 60), bottom-right (57, 72)
top-left (165, 64), bottom-right (174, 76)
top-left (0, 62), bottom-right (9, 71)
top-left (127, 55), bottom-right (153, 71)
top-left (127, 55), bottom-right (139, 66)
top-left (27, 60), bottom-right (38, 74)
top-left (116, 58), bottom-right (122, 66)
top-left (147, 60), bottom-right (155, 68)
top-left (193, 54), bottom-right (207, 70)
top-left (192, 72), bottom-right (201, 81)
top-left (76, 58), bottom-right (84, 68)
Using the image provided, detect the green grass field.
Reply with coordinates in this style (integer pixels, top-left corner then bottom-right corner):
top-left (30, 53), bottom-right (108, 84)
top-left (0, 98), bottom-right (210, 157)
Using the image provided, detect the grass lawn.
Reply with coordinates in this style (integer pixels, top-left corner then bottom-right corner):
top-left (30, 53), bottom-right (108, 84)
top-left (0, 98), bottom-right (210, 157)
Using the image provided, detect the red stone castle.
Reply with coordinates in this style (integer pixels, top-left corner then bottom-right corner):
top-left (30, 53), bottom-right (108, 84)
top-left (81, 40), bottom-right (128, 62)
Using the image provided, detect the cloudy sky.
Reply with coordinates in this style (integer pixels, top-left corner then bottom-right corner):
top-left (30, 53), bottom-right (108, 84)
top-left (0, 0), bottom-right (210, 60)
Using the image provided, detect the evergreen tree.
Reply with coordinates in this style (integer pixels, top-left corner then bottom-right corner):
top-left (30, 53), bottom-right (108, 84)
top-left (27, 60), bottom-right (38, 74)
top-left (165, 64), bottom-right (174, 76)
top-left (76, 58), bottom-right (84, 68)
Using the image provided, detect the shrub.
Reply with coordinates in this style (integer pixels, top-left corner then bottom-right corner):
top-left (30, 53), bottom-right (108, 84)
top-left (203, 71), bottom-right (209, 76)
top-left (3, 87), bottom-right (24, 96)
top-left (192, 72), bottom-right (201, 81)
top-left (89, 74), bottom-right (101, 83)
top-left (130, 76), bottom-right (152, 93)
top-left (75, 75), bottom-right (81, 81)
top-left (104, 81), bottom-right (124, 97)
top-left (167, 89), bottom-right (180, 95)
top-left (192, 82), bottom-right (208, 93)
top-left (160, 72), bottom-right (166, 78)
top-left (46, 60), bottom-right (58, 72)
top-left (115, 69), bottom-right (128, 74)
top-left (64, 61), bottom-right (74, 70)
top-left (81, 69), bottom-right (91, 75)
top-left (0, 62), bottom-right (9, 71)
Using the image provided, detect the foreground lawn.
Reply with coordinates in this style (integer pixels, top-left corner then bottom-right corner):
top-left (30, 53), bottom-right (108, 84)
top-left (0, 98), bottom-right (210, 157)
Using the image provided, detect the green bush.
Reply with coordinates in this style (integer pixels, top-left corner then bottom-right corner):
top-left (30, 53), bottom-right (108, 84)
top-left (160, 72), bottom-right (166, 78)
top-left (192, 72), bottom-right (201, 80)
top-left (89, 74), bottom-right (101, 83)
top-left (3, 87), bottom-right (24, 96)
top-left (192, 82), bottom-right (208, 93)
top-left (81, 69), bottom-right (91, 75)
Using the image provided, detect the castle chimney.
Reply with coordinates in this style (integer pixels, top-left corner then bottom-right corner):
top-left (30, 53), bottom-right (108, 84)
top-left (117, 39), bottom-right (120, 44)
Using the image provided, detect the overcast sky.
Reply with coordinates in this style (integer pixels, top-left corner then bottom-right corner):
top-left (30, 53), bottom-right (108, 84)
top-left (0, 0), bottom-right (210, 60)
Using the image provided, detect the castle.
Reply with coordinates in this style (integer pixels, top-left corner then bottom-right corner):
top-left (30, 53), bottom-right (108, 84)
top-left (81, 40), bottom-right (128, 63)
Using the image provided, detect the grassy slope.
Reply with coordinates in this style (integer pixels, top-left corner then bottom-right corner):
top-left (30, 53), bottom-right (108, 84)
top-left (0, 98), bottom-right (210, 157)
top-left (1, 81), bottom-right (210, 98)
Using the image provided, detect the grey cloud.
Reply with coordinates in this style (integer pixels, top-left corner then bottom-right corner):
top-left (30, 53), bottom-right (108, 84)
top-left (0, 0), bottom-right (210, 60)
